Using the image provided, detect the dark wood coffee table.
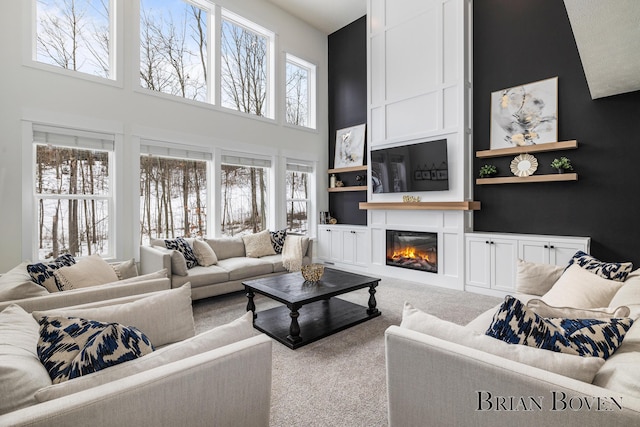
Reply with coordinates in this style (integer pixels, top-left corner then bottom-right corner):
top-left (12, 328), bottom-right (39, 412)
top-left (243, 268), bottom-right (381, 349)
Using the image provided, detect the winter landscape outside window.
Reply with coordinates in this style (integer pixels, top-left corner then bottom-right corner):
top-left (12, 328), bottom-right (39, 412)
top-left (286, 161), bottom-right (312, 235)
top-left (285, 54), bottom-right (316, 129)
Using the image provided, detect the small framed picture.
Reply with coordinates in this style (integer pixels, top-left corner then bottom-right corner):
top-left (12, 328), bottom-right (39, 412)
top-left (334, 124), bottom-right (366, 168)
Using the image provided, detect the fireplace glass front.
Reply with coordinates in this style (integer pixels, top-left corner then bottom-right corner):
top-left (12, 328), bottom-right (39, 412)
top-left (386, 230), bottom-right (437, 273)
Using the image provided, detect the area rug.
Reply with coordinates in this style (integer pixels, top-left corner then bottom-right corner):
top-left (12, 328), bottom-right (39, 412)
top-left (192, 276), bottom-right (501, 427)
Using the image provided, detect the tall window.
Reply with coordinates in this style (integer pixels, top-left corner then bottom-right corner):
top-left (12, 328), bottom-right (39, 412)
top-left (285, 161), bottom-right (312, 235)
top-left (33, 126), bottom-right (114, 260)
top-left (285, 54), bottom-right (316, 129)
top-left (35, 0), bottom-right (113, 79)
top-left (220, 155), bottom-right (270, 236)
top-left (139, 0), bottom-right (209, 101)
top-left (220, 11), bottom-right (273, 118)
top-left (139, 143), bottom-right (210, 245)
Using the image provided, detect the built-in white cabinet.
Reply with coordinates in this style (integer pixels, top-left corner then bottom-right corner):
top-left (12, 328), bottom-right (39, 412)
top-left (316, 225), bottom-right (370, 269)
top-left (465, 232), bottom-right (590, 297)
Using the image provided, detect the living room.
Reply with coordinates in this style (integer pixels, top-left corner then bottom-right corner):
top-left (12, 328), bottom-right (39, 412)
top-left (2, 0), bottom-right (640, 426)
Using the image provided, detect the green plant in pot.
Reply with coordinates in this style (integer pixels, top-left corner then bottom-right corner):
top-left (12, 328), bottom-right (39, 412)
top-left (479, 164), bottom-right (497, 178)
top-left (550, 157), bottom-right (573, 173)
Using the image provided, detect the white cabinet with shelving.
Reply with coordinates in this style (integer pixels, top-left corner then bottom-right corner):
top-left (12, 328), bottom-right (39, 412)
top-left (316, 225), bottom-right (370, 269)
top-left (465, 232), bottom-right (590, 297)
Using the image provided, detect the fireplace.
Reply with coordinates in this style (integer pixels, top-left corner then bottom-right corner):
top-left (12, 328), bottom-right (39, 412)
top-left (386, 230), bottom-right (438, 273)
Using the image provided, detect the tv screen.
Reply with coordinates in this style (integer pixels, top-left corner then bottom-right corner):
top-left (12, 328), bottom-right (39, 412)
top-left (371, 139), bottom-right (448, 193)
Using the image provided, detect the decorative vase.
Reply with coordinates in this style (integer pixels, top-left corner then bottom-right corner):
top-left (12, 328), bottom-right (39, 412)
top-left (556, 168), bottom-right (564, 174)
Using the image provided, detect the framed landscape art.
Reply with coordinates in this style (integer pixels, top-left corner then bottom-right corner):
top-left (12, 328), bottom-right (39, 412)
top-left (334, 124), bottom-right (366, 168)
top-left (490, 77), bottom-right (558, 150)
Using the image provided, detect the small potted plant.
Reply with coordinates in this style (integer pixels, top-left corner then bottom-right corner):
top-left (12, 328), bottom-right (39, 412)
top-left (479, 164), bottom-right (497, 178)
top-left (550, 157), bottom-right (573, 173)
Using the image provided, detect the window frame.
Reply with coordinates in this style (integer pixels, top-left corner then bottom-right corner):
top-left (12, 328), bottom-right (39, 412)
top-left (284, 158), bottom-right (315, 236)
top-left (284, 53), bottom-right (317, 130)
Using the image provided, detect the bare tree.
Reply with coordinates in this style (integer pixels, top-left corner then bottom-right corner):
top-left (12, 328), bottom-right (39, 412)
top-left (285, 65), bottom-right (308, 126)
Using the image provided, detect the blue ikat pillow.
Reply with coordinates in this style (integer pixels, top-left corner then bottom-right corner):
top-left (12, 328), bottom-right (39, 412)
top-left (165, 237), bottom-right (198, 269)
top-left (566, 251), bottom-right (633, 282)
top-left (27, 254), bottom-right (76, 292)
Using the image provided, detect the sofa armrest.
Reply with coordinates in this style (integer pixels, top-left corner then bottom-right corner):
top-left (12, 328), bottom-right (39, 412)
top-left (0, 335), bottom-right (272, 427)
top-left (140, 246), bottom-right (172, 276)
top-left (385, 326), bottom-right (640, 427)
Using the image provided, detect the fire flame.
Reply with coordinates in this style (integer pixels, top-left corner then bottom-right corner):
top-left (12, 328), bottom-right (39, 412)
top-left (390, 246), bottom-right (431, 262)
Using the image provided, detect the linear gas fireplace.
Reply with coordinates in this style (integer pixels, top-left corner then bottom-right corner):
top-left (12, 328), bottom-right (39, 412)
top-left (386, 230), bottom-right (438, 273)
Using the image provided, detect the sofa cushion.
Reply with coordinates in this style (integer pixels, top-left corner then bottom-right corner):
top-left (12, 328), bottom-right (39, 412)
top-left (164, 237), bottom-right (198, 269)
top-left (401, 302), bottom-right (605, 383)
top-left (515, 259), bottom-right (564, 296)
top-left (217, 257), bottom-right (274, 280)
top-left (26, 254), bottom-right (76, 292)
top-left (260, 254), bottom-right (287, 273)
top-left (609, 269), bottom-right (640, 313)
top-left (242, 230), bottom-right (277, 258)
top-left (206, 237), bottom-right (245, 260)
top-left (270, 229), bottom-right (287, 254)
top-left (33, 283), bottom-right (194, 348)
top-left (527, 298), bottom-right (630, 318)
top-left (0, 262), bottom-right (49, 302)
top-left (111, 258), bottom-right (138, 280)
top-left (567, 250), bottom-right (633, 282)
top-left (34, 311), bottom-right (255, 402)
top-left (35, 315), bottom-right (154, 383)
top-left (171, 265), bottom-right (230, 289)
top-left (53, 254), bottom-right (119, 290)
top-left (540, 264), bottom-right (625, 308)
top-left (486, 295), bottom-right (633, 359)
top-left (192, 239), bottom-right (218, 266)
top-left (116, 269), bottom-right (168, 285)
top-left (0, 304), bottom-right (52, 415)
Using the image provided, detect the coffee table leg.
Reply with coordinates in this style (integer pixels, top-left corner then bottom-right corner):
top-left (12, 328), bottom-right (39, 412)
top-left (367, 283), bottom-right (380, 315)
top-left (246, 288), bottom-right (256, 319)
top-left (286, 304), bottom-right (302, 344)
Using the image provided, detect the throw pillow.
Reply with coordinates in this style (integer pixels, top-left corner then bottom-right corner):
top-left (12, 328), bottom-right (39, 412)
top-left (27, 254), bottom-right (76, 292)
top-left (526, 298), bottom-right (630, 318)
top-left (164, 237), bottom-right (198, 269)
top-left (0, 304), bottom-right (52, 415)
top-left (400, 302), bottom-right (605, 383)
top-left (192, 239), bottom-right (218, 266)
top-left (153, 246), bottom-right (188, 276)
top-left (270, 229), bottom-right (287, 254)
top-left (567, 250), bottom-right (633, 282)
top-left (33, 283), bottom-right (195, 348)
top-left (242, 230), bottom-right (277, 258)
top-left (53, 254), bottom-right (119, 291)
top-left (0, 262), bottom-right (50, 301)
top-left (515, 259), bottom-right (564, 296)
top-left (541, 264), bottom-right (625, 308)
top-left (35, 311), bottom-right (255, 402)
top-left (111, 258), bottom-right (138, 280)
top-left (35, 315), bottom-right (154, 384)
top-left (486, 295), bottom-right (633, 359)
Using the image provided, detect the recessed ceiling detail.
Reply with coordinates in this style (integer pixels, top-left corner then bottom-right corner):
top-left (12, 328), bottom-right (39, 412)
top-left (266, 0), bottom-right (366, 34)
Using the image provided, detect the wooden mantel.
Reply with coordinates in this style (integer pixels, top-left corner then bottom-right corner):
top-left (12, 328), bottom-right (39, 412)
top-left (359, 201), bottom-right (481, 211)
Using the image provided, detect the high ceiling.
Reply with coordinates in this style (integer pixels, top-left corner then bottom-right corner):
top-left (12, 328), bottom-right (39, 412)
top-left (267, 0), bottom-right (640, 99)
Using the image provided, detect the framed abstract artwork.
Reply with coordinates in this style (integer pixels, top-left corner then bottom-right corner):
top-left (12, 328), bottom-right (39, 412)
top-left (490, 77), bottom-right (558, 150)
top-left (334, 124), bottom-right (366, 168)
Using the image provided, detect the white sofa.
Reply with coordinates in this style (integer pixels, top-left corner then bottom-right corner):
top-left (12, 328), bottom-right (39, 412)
top-left (0, 284), bottom-right (272, 427)
top-left (386, 264), bottom-right (640, 426)
top-left (140, 235), bottom-right (312, 300)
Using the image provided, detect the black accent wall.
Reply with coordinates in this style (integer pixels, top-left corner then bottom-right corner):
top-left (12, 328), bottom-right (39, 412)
top-left (474, 0), bottom-right (640, 266)
top-left (328, 16), bottom-right (367, 226)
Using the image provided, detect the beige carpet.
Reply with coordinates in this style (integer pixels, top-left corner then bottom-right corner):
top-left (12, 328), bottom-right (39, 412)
top-left (192, 276), bottom-right (501, 427)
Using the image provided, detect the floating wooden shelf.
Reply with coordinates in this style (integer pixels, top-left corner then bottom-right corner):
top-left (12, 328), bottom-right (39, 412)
top-left (476, 140), bottom-right (578, 159)
top-left (328, 186), bottom-right (367, 192)
top-left (476, 173), bottom-right (578, 185)
top-left (328, 165), bottom-right (368, 174)
top-left (359, 201), bottom-right (480, 211)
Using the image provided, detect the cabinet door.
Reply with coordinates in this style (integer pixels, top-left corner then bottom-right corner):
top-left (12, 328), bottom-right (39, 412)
top-left (548, 242), bottom-right (585, 266)
top-left (316, 227), bottom-right (331, 260)
top-left (491, 238), bottom-right (518, 292)
top-left (519, 240), bottom-right (548, 264)
top-left (328, 229), bottom-right (343, 262)
top-left (353, 229), bottom-right (370, 266)
top-left (465, 237), bottom-right (491, 289)
top-left (342, 230), bottom-right (356, 264)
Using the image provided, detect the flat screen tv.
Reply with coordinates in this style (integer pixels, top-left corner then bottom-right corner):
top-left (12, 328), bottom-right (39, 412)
top-left (371, 139), bottom-right (448, 193)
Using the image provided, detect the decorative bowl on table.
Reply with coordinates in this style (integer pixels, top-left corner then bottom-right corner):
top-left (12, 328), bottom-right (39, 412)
top-left (301, 264), bottom-right (325, 283)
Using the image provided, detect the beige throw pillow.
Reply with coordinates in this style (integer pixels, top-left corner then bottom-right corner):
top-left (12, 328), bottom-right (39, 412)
top-left (153, 246), bottom-right (188, 276)
top-left (400, 302), bottom-right (605, 383)
top-left (33, 283), bottom-right (195, 348)
top-left (53, 254), bottom-right (119, 291)
top-left (192, 239), bottom-right (218, 266)
top-left (242, 230), bottom-right (276, 258)
top-left (515, 259), bottom-right (564, 296)
top-left (540, 264), bottom-right (625, 308)
top-left (111, 259), bottom-right (138, 280)
top-left (527, 299), bottom-right (630, 318)
top-left (0, 262), bottom-right (50, 301)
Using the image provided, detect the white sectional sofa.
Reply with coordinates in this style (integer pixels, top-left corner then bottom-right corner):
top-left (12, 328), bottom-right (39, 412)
top-left (0, 284), bottom-right (272, 427)
top-left (140, 234), bottom-right (312, 300)
top-left (386, 262), bottom-right (640, 426)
